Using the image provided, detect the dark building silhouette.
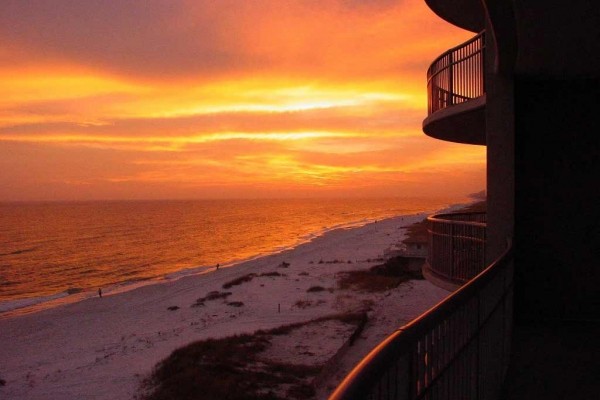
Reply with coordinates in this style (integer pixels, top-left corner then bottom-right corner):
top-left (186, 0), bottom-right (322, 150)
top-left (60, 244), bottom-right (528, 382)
top-left (330, 1), bottom-right (599, 398)
top-left (424, 0), bottom-right (599, 324)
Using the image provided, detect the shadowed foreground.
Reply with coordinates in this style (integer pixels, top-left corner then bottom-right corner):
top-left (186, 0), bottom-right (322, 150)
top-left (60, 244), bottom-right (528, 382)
top-left (502, 323), bottom-right (600, 400)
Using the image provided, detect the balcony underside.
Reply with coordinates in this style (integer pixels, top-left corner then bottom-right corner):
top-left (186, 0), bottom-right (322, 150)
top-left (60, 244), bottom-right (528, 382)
top-left (424, 0), bottom-right (485, 33)
top-left (423, 95), bottom-right (486, 145)
top-left (422, 261), bottom-right (461, 292)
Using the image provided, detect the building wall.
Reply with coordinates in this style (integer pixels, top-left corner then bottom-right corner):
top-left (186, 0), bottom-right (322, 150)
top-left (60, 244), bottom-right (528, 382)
top-left (431, 0), bottom-right (598, 323)
top-left (484, 18), bottom-right (515, 265)
top-left (514, 78), bottom-right (600, 322)
top-left (405, 243), bottom-right (428, 258)
top-left (483, 0), bottom-right (599, 323)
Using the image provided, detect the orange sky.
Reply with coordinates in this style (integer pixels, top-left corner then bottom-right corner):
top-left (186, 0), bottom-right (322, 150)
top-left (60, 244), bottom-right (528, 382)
top-left (0, 0), bottom-right (483, 201)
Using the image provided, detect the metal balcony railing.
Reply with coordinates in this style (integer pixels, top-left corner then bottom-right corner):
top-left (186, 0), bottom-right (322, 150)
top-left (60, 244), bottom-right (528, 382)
top-left (328, 240), bottom-right (513, 400)
top-left (427, 212), bottom-right (487, 284)
top-left (427, 32), bottom-right (485, 115)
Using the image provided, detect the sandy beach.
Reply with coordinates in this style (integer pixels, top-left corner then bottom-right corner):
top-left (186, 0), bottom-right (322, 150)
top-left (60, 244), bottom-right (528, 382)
top-left (0, 212), bottom-right (451, 400)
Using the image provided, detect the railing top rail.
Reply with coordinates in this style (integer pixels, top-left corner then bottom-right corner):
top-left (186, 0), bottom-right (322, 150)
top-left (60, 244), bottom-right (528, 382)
top-left (427, 50), bottom-right (484, 83)
top-left (398, 242), bottom-right (510, 333)
top-left (426, 31), bottom-right (485, 82)
top-left (427, 211), bottom-right (487, 227)
top-left (328, 242), bottom-right (513, 400)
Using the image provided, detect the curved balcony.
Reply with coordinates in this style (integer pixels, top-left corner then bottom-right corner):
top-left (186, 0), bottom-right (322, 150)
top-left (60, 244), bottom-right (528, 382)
top-left (423, 32), bottom-right (486, 145)
top-left (424, 0), bottom-right (485, 33)
top-left (425, 212), bottom-right (487, 290)
top-left (329, 241), bottom-right (513, 400)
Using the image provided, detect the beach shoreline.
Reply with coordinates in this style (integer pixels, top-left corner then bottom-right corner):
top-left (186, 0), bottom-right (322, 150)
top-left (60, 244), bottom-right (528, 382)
top-left (0, 207), bottom-right (460, 399)
top-left (0, 205), bottom-right (452, 319)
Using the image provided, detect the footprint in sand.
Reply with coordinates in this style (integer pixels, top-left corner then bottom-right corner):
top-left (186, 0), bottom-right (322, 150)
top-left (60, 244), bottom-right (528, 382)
top-left (25, 371), bottom-right (36, 388)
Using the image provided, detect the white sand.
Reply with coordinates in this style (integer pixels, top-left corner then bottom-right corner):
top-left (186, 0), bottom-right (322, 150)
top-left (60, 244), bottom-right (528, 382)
top-left (0, 212), bottom-right (452, 400)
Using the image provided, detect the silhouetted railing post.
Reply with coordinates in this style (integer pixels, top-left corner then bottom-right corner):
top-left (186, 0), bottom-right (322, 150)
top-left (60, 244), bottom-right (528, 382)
top-left (329, 243), bottom-right (513, 400)
top-left (427, 32), bottom-right (485, 116)
top-left (427, 212), bottom-right (487, 285)
top-left (451, 221), bottom-right (455, 277)
top-left (448, 51), bottom-right (454, 107)
top-left (476, 289), bottom-right (481, 399)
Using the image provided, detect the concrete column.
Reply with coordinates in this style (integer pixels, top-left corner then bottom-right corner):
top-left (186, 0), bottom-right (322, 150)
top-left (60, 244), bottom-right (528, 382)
top-left (484, 18), bottom-right (515, 264)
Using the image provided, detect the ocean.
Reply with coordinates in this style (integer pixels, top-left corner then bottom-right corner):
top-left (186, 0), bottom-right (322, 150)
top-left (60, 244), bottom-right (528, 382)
top-left (0, 197), bottom-right (455, 315)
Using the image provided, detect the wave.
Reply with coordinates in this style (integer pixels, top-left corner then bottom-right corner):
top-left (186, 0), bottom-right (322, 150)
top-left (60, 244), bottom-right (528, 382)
top-left (0, 279), bottom-right (155, 315)
top-left (0, 291), bottom-right (71, 313)
top-left (163, 265), bottom-right (214, 280)
top-left (0, 201), bottom-right (456, 318)
top-left (0, 247), bottom-right (37, 257)
top-left (66, 287), bottom-right (84, 295)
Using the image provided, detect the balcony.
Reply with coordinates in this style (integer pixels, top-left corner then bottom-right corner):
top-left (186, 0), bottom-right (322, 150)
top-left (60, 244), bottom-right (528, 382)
top-left (327, 211), bottom-right (510, 400)
top-left (425, 212), bottom-right (487, 290)
top-left (423, 32), bottom-right (486, 145)
top-left (424, 0), bottom-right (485, 33)
top-left (329, 239), bottom-right (513, 400)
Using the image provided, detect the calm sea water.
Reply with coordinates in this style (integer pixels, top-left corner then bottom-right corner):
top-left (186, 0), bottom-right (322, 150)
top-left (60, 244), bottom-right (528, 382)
top-left (0, 198), bottom-right (454, 314)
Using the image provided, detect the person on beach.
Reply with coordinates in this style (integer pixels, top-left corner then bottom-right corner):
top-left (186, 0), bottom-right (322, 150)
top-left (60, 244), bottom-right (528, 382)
top-left (98, 288), bottom-right (102, 298)
top-left (216, 263), bottom-right (220, 270)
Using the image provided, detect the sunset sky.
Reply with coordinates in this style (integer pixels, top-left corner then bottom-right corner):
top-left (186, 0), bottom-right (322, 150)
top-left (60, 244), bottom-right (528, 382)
top-left (0, 0), bottom-right (483, 201)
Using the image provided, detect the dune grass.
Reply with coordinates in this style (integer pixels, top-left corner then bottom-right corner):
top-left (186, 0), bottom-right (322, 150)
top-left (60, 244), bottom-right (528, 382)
top-left (138, 313), bottom-right (365, 400)
top-left (336, 257), bottom-right (421, 292)
top-left (222, 272), bottom-right (286, 289)
top-left (192, 291), bottom-right (232, 307)
top-left (337, 270), bottom-right (402, 292)
top-left (222, 273), bottom-right (257, 289)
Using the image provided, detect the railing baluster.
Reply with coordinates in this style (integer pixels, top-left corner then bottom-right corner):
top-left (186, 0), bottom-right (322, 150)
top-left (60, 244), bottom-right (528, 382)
top-left (329, 207), bottom-right (511, 400)
top-left (427, 212), bottom-right (486, 285)
top-left (427, 31), bottom-right (485, 115)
